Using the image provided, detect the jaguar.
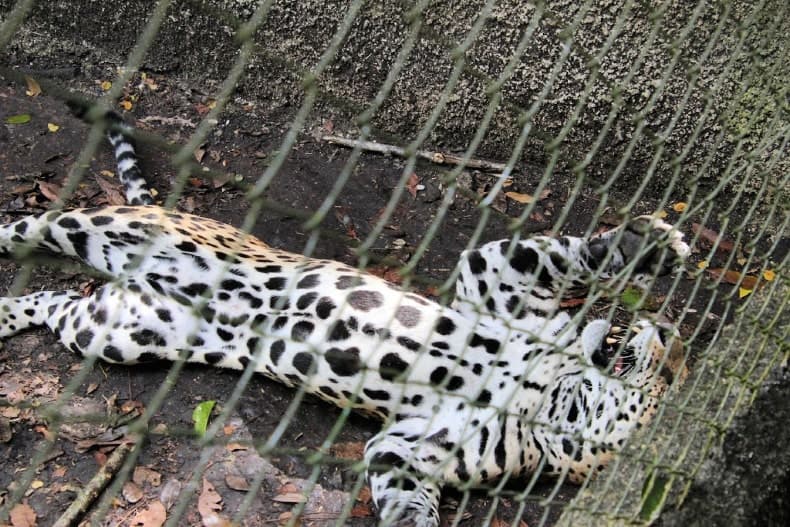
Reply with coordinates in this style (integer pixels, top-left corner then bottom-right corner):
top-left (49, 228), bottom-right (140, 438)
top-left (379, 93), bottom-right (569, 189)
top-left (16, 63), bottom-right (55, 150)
top-left (0, 111), bottom-right (689, 526)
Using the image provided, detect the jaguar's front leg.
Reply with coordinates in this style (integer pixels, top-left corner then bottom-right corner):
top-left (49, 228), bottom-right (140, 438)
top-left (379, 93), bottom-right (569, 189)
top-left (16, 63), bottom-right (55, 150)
top-left (452, 216), bottom-right (689, 318)
top-left (0, 291), bottom-right (82, 338)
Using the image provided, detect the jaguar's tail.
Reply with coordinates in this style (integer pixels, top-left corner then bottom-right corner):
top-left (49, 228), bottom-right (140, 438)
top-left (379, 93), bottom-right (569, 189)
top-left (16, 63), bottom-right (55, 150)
top-left (68, 100), bottom-right (154, 206)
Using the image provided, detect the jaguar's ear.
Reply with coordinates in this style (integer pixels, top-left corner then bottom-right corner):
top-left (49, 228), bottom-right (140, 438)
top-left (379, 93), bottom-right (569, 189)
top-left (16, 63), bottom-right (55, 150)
top-left (581, 320), bottom-right (610, 360)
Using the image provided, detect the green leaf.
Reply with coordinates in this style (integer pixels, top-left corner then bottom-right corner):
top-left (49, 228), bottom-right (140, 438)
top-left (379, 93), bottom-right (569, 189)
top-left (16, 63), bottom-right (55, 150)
top-left (639, 470), bottom-right (670, 521)
top-left (620, 287), bottom-right (644, 310)
top-left (5, 114), bottom-right (31, 124)
top-left (621, 286), bottom-right (665, 311)
top-left (192, 400), bottom-right (216, 437)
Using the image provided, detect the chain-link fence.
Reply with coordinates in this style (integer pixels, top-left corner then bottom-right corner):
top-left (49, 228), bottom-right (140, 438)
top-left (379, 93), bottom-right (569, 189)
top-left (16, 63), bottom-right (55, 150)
top-left (0, 0), bottom-right (787, 526)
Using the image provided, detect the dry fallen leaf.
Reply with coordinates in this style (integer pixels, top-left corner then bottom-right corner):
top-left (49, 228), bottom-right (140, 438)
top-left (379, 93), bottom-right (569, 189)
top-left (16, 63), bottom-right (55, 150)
top-left (142, 75), bottom-right (159, 91)
top-left (706, 268), bottom-right (758, 289)
top-left (329, 441), bottom-right (365, 460)
top-left (95, 174), bottom-right (126, 206)
top-left (211, 173), bottom-right (233, 189)
top-left (225, 442), bottom-right (249, 452)
top-left (278, 482), bottom-right (300, 494)
top-left (334, 206), bottom-right (359, 240)
top-left (357, 486), bottom-right (372, 504)
top-left (129, 500), bottom-right (166, 527)
top-left (505, 188), bottom-right (550, 204)
top-left (47, 122), bottom-right (60, 133)
top-left (198, 478), bottom-right (223, 519)
top-left (123, 481), bottom-right (144, 504)
top-left (273, 482), bottom-right (309, 503)
top-left (133, 466), bottom-right (162, 487)
top-left (559, 297), bottom-right (586, 308)
top-left (278, 512), bottom-right (296, 526)
top-left (25, 76), bottom-right (42, 97)
top-left (692, 223), bottom-right (735, 253)
top-left (10, 182), bottom-right (35, 195)
top-left (529, 210), bottom-right (545, 222)
top-left (366, 266), bottom-right (403, 285)
top-left (406, 173), bottom-right (419, 198)
top-left (273, 492), bottom-right (308, 503)
top-left (10, 502), bottom-right (37, 527)
top-left (2, 406), bottom-right (21, 419)
top-left (505, 191), bottom-right (534, 204)
top-left (222, 423), bottom-right (237, 436)
top-left (159, 479), bottom-right (182, 511)
top-left (225, 474), bottom-right (250, 491)
top-left (37, 181), bottom-right (62, 202)
top-left (350, 503), bottom-right (373, 517)
top-left (195, 101), bottom-right (216, 115)
top-left (34, 424), bottom-right (55, 441)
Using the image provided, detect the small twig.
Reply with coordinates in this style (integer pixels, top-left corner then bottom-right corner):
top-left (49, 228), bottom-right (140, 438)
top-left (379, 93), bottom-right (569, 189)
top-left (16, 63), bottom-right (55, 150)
top-left (0, 209), bottom-right (42, 215)
top-left (52, 441), bottom-right (134, 527)
top-left (138, 115), bottom-right (197, 128)
top-left (322, 135), bottom-right (507, 173)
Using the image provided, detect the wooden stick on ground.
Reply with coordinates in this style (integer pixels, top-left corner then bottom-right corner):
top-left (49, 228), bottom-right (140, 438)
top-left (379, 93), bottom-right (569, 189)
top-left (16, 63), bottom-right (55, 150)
top-left (321, 135), bottom-right (507, 173)
top-left (52, 442), bottom-right (134, 527)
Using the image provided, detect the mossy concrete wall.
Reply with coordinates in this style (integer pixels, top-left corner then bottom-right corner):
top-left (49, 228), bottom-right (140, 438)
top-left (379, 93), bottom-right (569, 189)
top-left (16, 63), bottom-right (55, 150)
top-left (1, 0), bottom-right (786, 198)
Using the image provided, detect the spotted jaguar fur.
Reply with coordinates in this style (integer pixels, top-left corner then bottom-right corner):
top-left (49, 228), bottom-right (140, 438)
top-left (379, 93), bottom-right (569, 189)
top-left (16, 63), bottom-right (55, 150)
top-left (0, 117), bottom-right (689, 526)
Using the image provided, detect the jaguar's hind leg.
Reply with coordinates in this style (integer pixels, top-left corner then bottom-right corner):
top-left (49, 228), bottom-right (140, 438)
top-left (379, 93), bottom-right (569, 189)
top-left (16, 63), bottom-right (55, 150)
top-left (589, 215), bottom-right (690, 284)
top-left (365, 418), bottom-right (451, 527)
top-left (0, 291), bottom-right (81, 338)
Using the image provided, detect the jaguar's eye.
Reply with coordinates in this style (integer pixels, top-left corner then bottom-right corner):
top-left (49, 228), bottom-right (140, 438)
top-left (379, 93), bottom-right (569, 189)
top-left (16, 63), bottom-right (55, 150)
top-left (590, 346), bottom-right (609, 368)
top-left (656, 325), bottom-right (672, 346)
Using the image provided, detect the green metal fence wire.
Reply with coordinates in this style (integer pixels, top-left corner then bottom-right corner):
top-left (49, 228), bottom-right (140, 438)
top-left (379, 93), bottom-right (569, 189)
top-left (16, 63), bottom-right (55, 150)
top-left (0, 0), bottom-right (786, 526)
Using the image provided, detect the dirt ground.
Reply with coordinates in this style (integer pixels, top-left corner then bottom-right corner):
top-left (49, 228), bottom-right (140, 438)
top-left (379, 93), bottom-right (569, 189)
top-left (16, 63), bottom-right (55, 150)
top-left (0, 69), bottom-right (784, 527)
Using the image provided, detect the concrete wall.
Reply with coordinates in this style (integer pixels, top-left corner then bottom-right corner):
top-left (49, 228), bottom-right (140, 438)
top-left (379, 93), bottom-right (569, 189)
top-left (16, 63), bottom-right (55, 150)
top-left (1, 0), bottom-right (786, 197)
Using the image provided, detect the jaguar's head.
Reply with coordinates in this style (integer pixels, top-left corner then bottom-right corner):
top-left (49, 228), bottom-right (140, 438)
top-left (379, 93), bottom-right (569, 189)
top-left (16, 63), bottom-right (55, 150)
top-left (581, 319), bottom-right (688, 394)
